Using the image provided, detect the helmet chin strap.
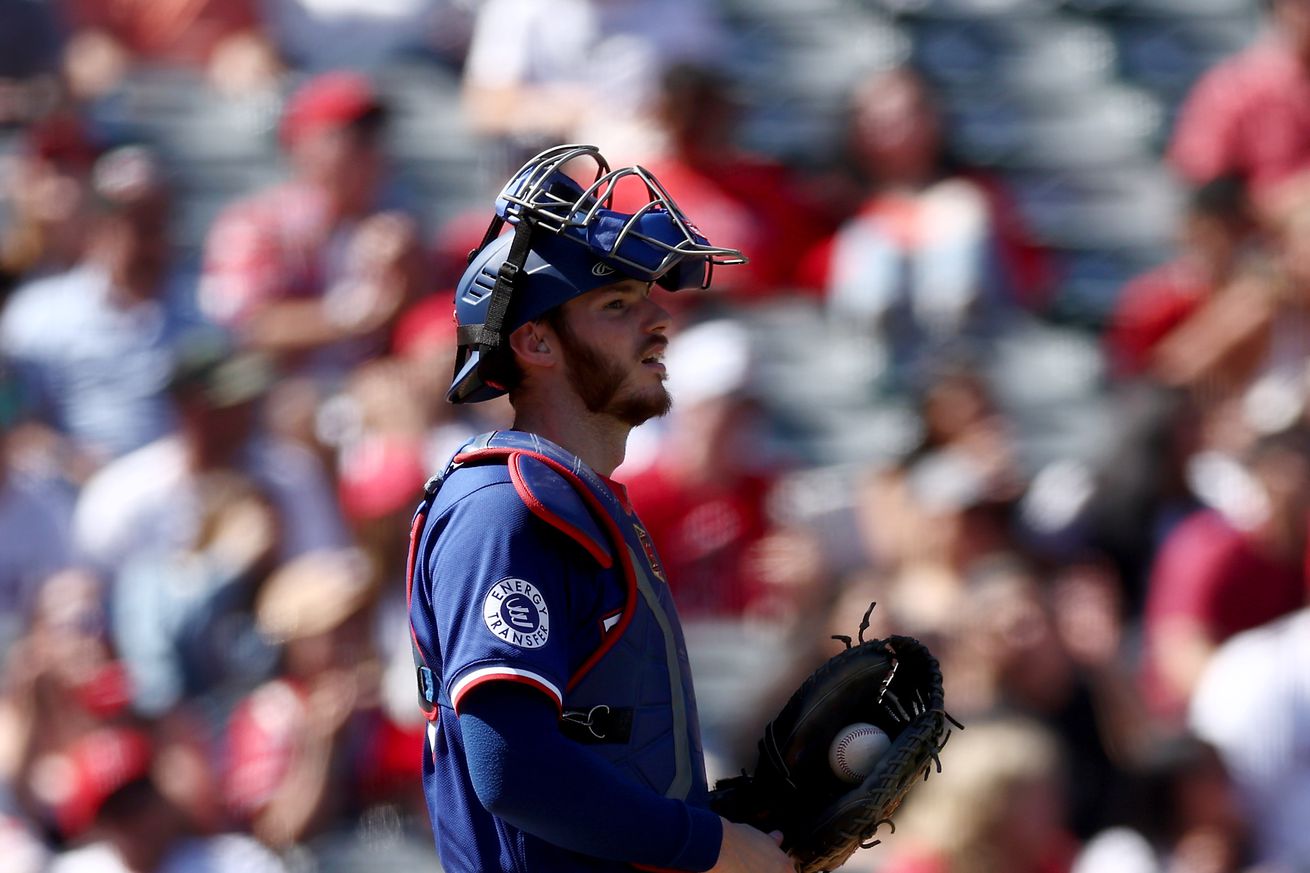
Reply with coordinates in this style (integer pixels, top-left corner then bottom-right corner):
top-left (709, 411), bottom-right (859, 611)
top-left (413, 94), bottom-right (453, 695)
top-left (455, 216), bottom-right (538, 359)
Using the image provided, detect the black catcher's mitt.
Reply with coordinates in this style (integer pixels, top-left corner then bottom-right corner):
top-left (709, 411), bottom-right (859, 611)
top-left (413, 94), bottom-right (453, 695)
top-left (710, 605), bottom-right (958, 873)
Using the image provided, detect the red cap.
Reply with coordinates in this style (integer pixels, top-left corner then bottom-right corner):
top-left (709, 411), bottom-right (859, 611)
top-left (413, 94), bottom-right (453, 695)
top-left (338, 435), bottom-right (427, 522)
top-left (280, 71), bottom-right (385, 148)
top-left (392, 295), bottom-right (458, 359)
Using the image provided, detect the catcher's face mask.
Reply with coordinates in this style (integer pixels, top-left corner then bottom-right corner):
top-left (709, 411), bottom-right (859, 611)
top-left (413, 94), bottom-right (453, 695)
top-left (447, 144), bottom-right (747, 404)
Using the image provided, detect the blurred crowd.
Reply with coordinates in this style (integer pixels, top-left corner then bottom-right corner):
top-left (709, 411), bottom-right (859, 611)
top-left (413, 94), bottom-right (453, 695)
top-left (1, 0), bottom-right (1308, 872)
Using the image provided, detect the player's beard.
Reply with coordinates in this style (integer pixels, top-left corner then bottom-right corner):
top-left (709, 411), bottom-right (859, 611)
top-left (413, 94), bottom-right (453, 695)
top-left (555, 318), bottom-right (671, 427)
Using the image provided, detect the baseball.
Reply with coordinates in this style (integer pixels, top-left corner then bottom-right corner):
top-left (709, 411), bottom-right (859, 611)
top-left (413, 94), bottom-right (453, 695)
top-left (828, 722), bottom-right (891, 784)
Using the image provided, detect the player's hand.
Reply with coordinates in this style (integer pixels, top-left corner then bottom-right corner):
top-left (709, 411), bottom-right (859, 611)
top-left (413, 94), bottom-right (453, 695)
top-left (710, 819), bottom-right (796, 873)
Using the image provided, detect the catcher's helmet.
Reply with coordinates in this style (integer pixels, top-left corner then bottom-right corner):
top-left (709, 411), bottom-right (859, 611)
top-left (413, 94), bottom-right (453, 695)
top-left (447, 144), bottom-right (746, 404)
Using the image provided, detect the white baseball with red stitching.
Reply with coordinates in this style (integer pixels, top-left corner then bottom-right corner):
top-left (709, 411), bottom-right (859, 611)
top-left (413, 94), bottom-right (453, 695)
top-left (828, 722), bottom-right (891, 784)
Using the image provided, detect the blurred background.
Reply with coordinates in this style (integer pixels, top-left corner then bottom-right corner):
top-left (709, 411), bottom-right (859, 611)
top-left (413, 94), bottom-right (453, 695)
top-left (1, 0), bottom-right (1309, 871)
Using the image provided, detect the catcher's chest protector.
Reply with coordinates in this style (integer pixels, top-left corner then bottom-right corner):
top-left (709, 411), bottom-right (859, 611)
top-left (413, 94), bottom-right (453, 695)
top-left (417, 431), bottom-right (709, 803)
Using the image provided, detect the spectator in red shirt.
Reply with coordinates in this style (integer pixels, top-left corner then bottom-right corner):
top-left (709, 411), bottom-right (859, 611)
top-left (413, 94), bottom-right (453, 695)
top-left (621, 319), bottom-right (822, 620)
top-left (1106, 176), bottom-right (1255, 379)
top-left (614, 62), bottom-right (838, 306)
top-left (198, 71), bottom-right (428, 382)
top-left (804, 66), bottom-right (1052, 395)
top-left (1146, 193), bottom-right (1310, 437)
top-left (802, 66), bottom-right (1051, 309)
top-left (1168, 0), bottom-right (1310, 223)
top-left (1142, 430), bottom-right (1310, 723)
top-left (42, 723), bottom-right (289, 873)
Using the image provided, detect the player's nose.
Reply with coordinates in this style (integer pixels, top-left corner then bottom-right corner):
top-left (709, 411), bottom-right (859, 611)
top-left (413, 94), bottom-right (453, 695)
top-left (642, 295), bottom-right (672, 335)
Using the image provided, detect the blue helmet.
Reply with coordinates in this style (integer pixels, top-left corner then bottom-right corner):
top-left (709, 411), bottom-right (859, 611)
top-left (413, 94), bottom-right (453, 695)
top-left (447, 144), bottom-right (746, 403)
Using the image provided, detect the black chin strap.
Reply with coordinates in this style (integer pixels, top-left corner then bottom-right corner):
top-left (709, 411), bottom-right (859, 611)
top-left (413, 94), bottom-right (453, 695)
top-left (456, 217), bottom-right (537, 355)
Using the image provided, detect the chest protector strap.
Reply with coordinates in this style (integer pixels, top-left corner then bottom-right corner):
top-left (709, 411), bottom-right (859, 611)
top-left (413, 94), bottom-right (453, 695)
top-left (406, 475), bottom-right (445, 723)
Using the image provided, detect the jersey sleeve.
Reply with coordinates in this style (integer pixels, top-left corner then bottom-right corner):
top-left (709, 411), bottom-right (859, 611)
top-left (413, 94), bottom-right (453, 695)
top-left (459, 683), bottom-right (724, 871)
top-left (426, 475), bottom-right (597, 715)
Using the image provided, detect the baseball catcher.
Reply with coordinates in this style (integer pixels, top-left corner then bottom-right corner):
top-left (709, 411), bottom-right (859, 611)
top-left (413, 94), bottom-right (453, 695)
top-left (710, 604), bottom-right (958, 872)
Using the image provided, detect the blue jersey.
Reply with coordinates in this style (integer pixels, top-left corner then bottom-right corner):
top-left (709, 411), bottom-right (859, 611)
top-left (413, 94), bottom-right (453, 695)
top-left (406, 432), bottom-right (710, 873)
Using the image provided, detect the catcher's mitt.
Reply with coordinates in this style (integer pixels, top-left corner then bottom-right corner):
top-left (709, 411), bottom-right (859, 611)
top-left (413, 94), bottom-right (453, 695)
top-left (710, 604), bottom-right (958, 873)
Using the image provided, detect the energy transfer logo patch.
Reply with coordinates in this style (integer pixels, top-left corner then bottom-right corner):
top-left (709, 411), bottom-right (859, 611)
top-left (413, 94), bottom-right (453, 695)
top-left (482, 577), bottom-right (551, 649)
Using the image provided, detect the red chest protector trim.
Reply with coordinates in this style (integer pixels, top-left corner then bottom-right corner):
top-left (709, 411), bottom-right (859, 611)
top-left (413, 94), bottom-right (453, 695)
top-left (406, 491), bottom-right (442, 723)
top-left (404, 438), bottom-right (640, 715)
top-left (449, 445), bottom-right (638, 693)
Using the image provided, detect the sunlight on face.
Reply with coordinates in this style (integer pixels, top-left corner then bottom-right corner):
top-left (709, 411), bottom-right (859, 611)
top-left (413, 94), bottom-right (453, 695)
top-left (554, 280), bottom-right (672, 426)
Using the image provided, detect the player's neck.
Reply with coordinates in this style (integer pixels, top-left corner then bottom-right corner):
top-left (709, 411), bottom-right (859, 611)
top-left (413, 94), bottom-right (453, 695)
top-left (511, 396), bottom-right (630, 477)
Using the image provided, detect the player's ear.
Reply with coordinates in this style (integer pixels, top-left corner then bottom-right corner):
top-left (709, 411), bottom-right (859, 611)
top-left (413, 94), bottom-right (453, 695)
top-left (508, 321), bottom-right (556, 369)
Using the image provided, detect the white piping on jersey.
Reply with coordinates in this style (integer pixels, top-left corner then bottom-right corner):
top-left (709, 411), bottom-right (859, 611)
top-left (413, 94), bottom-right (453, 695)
top-left (450, 665), bottom-right (563, 708)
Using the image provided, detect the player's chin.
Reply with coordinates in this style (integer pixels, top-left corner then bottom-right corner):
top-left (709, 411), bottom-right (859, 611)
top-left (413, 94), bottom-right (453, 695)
top-left (612, 384), bottom-right (672, 426)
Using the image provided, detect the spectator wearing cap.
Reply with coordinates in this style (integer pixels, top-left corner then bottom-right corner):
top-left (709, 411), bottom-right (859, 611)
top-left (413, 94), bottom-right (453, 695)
top-left (223, 549), bottom-right (386, 850)
top-left (71, 342), bottom-right (349, 578)
top-left (0, 112), bottom-right (102, 299)
top-left (198, 71), bottom-right (428, 383)
top-left (0, 144), bottom-right (208, 472)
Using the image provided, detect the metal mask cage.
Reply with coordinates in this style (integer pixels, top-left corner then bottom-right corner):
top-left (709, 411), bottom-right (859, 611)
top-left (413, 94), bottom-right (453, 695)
top-left (495, 144), bottom-right (747, 289)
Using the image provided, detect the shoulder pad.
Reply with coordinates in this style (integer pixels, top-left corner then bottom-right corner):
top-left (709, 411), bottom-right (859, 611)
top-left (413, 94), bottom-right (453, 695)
top-left (505, 451), bottom-right (614, 569)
